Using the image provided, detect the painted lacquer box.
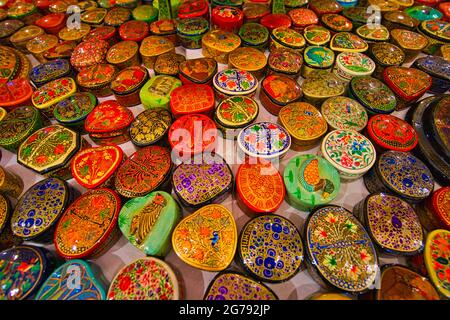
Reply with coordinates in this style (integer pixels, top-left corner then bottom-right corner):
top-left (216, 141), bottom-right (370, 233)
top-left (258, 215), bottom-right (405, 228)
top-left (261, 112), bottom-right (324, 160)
top-left (35, 259), bottom-right (107, 300)
top-left (305, 205), bottom-right (378, 294)
top-left (416, 187), bottom-right (450, 232)
top-left (71, 145), bottom-right (124, 189)
top-left (0, 166), bottom-right (24, 199)
top-left (118, 20), bottom-right (149, 42)
top-left (0, 105), bottom-right (42, 152)
top-left (70, 40), bottom-right (109, 72)
top-left (106, 40), bottom-right (140, 70)
top-left (53, 92), bottom-right (97, 132)
top-left (176, 17), bottom-right (209, 49)
top-left (17, 125), bottom-right (82, 180)
top-left (211, 6), bottom-right (243, 33)
top-left (0, 245), bottom-right (56, 300)
top-left (236, 160), bottom-right (285, 214)
top-left (284, 154), bottom-right (340, 210)
top-left (364, 151), bottom-right (434, 203)
top-left (115, 146), bottom-right (172, 198)
top-left (413, 56), bottom-right (450, 94)
top-left (58, 23), bottom-right (91, 42)
top-left (178, 57), bottom-right (217, 85)
top-left (228, 47), bottom-right (268, 80)
top-left (172, 204), bottom-right (237, 271)
top-left (202, 29), bottom-right (241, 65)
top-left (376, 265), bottom-right (439, 300)
top-left (237, 122), bottom-right (291, 159)
top-left (129, 108), bottom-right (172, 147)
top-left (170, 84), bottom-right (215, 118)
top-left (270, 27), bottom-right (305, 54)
top-left (259, 74), bottom-right (301, 115)
top-left (10, 25), bottom-right (44, 53)
top-left (11, 178), bottom-right (71, 243)
top-left (154, 52), bottom-right (185, 77)
top-left (172, 158), bottom-right (233, 208)
top-left (0, 78), bottom-right (33, 111)
top-left (204, 271), bottom-right (278, 300)
top-left (238, 214), bottom-right (303, 283)
top-left (321, 13), bottom-right (353, 33)
top-left (76, 63), bottom-right (118, 97)
top-left (239, 22), bottom-right (269, 50)
top-left (0, 193), bottom-right (22, 251)
top-left (268, 48), bottom-right (303, 79)
top-left (333, 52), bottom-right (375, 82)
top-left (212, 69), bottom-right (258, 103)
top-left (329, 32), bottom-right (368, 53)
top-left (349, 76), bottom-right (397, 114)
top-left (31, 77), bottom-right (76, 118)
top-left (390, 29), bottom-right (428, 63)
top-left (278, 102), bottom-right (327, 149)
top-left (369, 42), bottom-right (405, 80)
top-left (321, 96), bottom-right (368, 131)
top-left (84, 100), bottom-right (134, 145)
top-left (111, 65), bottom-right (148, 107)
top-left (301, 70), bottom-right (345, 105)
top-left (139, 36), bottom-right (174, 69)
top-left (29, 59), bottom-right (72, 87)
top-left (321, 129), bottom-right (376, 180)
top-left (302, 45), bottom-right (335, 78)
top-left (26, 34), bottom-right (58, 63)
top-left (353, 193), bottom-right (424, 256)
top-left (54, 188), bottom-right (121, 259)
top-left (366, 114), bottom-right (418, 152)
top-left (424, 230), bottom-right (450, 299)
top-left (139, 75), bottom-right (182, 109)
top-left (418, 20), bottom-right (450, 55)
top-left (108, 257), bottom-right (180, 300)
top-left (118, 191), bottom-right (181, 256)
top-left (303, 25), bottom-right (331, 46)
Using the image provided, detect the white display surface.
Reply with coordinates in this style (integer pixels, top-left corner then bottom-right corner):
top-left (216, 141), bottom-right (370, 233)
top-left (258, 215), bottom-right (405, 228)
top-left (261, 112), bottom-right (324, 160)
top-left (3, 47), bottom-right (440, 300)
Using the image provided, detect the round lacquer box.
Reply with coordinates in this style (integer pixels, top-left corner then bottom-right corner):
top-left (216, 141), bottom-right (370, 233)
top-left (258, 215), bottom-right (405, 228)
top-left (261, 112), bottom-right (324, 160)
top-left (115, 146), bottom-right (172, 198)
top-left (201, 29), bottom-right (241, 65)
top-left (228, 47), bottom-right (268, 80)
top-left (270, 27), bottom-right (306, 54)
top-left (129, 108), bottom-right (172, 147)
top-left (26, 34), bottom-right (58, 63)
top-left (170, 84), bottom-right (215, 119)
top-left (118, 20), bottom-right (149, 42)
top-left (176, 17), bottom-right (209, 49)
top-left (84, 100), bottom-right (134, 145)
top-left (214, 96), bottom-right (259, 140)
top-left (11, 178), bottom-right (73, 243)
top-left (364, 151), bottom-right (434, 204)
top-left (0, 245), bottom-right (57, 300)
top-left (0, 106), bottom-right (42, 152)
top-left (111, 65), bottom-right (148, 107)
top-left (415, 187), bottom-right (450, 232)
top-left (259, 74), bottom-right (302, 115)
top-left (172, 157), bottom-right (233, 208)
top-left (303, 25), bottom-right (331, 46)
top-left (204, 271), bottom-right (278, 300)
top-left (278, 102), bottom-right (328, 150)
top-left (321, 129), bottom-right (376, 180)
top-left (17, 125), bottom-right (84, 181)
top-left (423, 229), bottom-right (450, 299)
top-left (301, 45), bottom-right (335, 79)
top-left (150, 19), bottom-right (179, 46)
top-left (353, 192), bottom-right (424, 256)
top-left (106, 40), bottom-right (140, 70)
top-left (118, 191), bottom-right (181, 256)
top-left (305, 205), bottom-right (378, 294)
top-left (301, 70), bottom-right (345, 106)
top-left (10, 25), bottom-right (44, 53)
top-left (237, 122), bottom-right (291, 160)
top-left (366, 114), bottom-right (418, 152)
top-left (212, 69), bottom-right (258, 103)
top-left (35, 259), bottom-right (107, 300)
top-left (108, 257), bottom-right (180, 300)
top-left (71, 145), bottom-right (125, 189)
top-left (172, 204), bottom-right (237, 271)
top-left (321, 96), bottom-right (368, 132)
top-left (54, 188), bottom-right (121, 259)
top-left (139, 36), bottom-right (174, 69)
top-left (330, 32), bottom-right (368, 53)
top-left (376, 265), bottom-right (439, 300)
top-left (283, 154), bottom-right (341, 211)
top-left (54, 92), bottom-right (97, 133)
top-left (236, 159), bottom-right (285, 215)
top-left (239, 22), bottom-right (269, 50)
top-left (0, 78), bottom-right (33, 112)
top-left (369, 42), bottom-right (405, 80)
top-left (333, 51), bottom-right (375, 83)
top-left (211, 6), bottom-right (244, 33)
top-left (238, 214), bottom-right (303, 283)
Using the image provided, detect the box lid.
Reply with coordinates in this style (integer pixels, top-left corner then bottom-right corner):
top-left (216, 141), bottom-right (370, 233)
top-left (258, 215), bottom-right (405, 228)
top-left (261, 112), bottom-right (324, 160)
top-left (303, 45), bottom-right (335, 69)
top-left (213, 69), bottom-right (258, 95)
top-left (349, 76), bottom-right (396, 113)
top-left (288, 8), bottom-right (317, 27)
top-left (405, 5), bottom-right (442, 21)
top-left (239, 22), bottom-right (269, 46)
top-left (111, 65), bottom-right (148, 94)
top-left (419, 19), bottom-right (450, 42)
top-left (26, 34), bottom-right (58, 54)
top-left (84, 26), bottom-right (116, 42)
top-left (330, 32), bottom-right (368, 52)
top-left (18, 125), bottom-right (80, 175)
top-left (305, 205), bottom-right (378, 293)
top-left (271, 27), bottom-right (305, 50)
top-left (170, 84), bottom-right (214, 117)
top-left (176, 17), bottom-right (209, 36)
top-left (239, 214), bottom-right (303, 282)
top-left (32, 77), bottom-right (76, 110)
top-left (335, 52), bottom-right (376, 77)
top-left (383, 66), bottom-right (432, 102)
top-left (302, 71), bottom-right (345, 99)
top-left (321, 96), bottom-right (367, 131)
top-left (391, 29), bottom-right (428, 50)
top-left (54, 92), bottom-right (97, 124)
top-left (321, 13), bottom-right (352, 32)
top-left (76, 63), bottom-right (118, 89)
top-left (383, 10), bottom-right (415, 28)
top-left (58, 23), bottom-right (91, 41)
top-left (35, 259), bottom-right (107, 300)
top-left (321, 129), bottom-right (376, 175)
top-left (304, 25), bottom-right (331, 46)
top-left (413, 56), bottom-right (450, 81)
top-left (70, 40), bottom-right (109, 70)
top-left (10, 25), bottom-right (44, 44)
top-left (431, 187), bottom-right (450, 228)
top-left (43, 40), bottom-right (77, 60)
top-left (309, 0), bottom-right (343, 14)
top-left (107, 257), bottom-right (180, 300)
top-left (237, 122), bottom-right (291, 159)
top-left (104, 7), bottom-right (131, 26)
top-left (215, 96), bottom-right (258, 129)
top-left (268, 47), bottom-right (302, 75)
top-left (0, 106), bottom-right (40, 148)
top-left (369, 42), bottom-right (404, 67)
top-left (150, 19), bottom-right (177, 36)
top-left (119, 20), bottom-right (149, 41)
top-left (0, 193), bottom-right (10, 234)
top-left (80, 8), bottom-right (107, 24)
top-left (72, 145), bottom-right (124, 189)
top-left (424, 229), bottom-right (450, 298)
top-left (178, 0), bottom-right (208, 19)
top-left (139, 35), bottom-right (174, 57)
top-left (118, 191), bottom-right (180, 256)
top-left (284, 154), bottom-right (340, 208)
top-left (11, 178), bottom-right (69, 240)
top-left (237, 160), bottom-right (285, 213)
top-left (84, 100), bottom-right (134, 134)
top-left (172, 204), bottom-right (236, 271)
top-left (129, 108), bottom-right (172, 146)
top-left (178, 57), bottom-right (217, 83)
top-left (342, 6), bottom-right (370, 24)
top-left (363, 193), bottom-right (424, 255)
top-left (356, 24), bottom-right (389, 42)
top-left (0, 78), bottom-right (33, 109)
top-left (139, 75), bottom-right (182, 107)
top-left (212, 6), bottom-right (243, 24)
top-left (0, 19), bottom-right (24, 38)
top-left (260, 13), bottom-right (291, 30)
top-left (202, 29), bottom-right (241, 52)
top-left (132, 4), bottom-right (158, 22)
top-left (115, 146), bottom-right (172, 198)
top-left (154, 52), bottom-right (185, 76)
top-left (54, 188), bottom-right (121, 259)
top-left (262, 74), bottom-right (301, 107)
top-left (0, 46), bottom-right (20, 84)
top-left (228, 47), bottom-right (267, 72)
top-left (106, 40), bottom-right (138, 65)
top-left (29, 59), bottom-right (71, 87)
